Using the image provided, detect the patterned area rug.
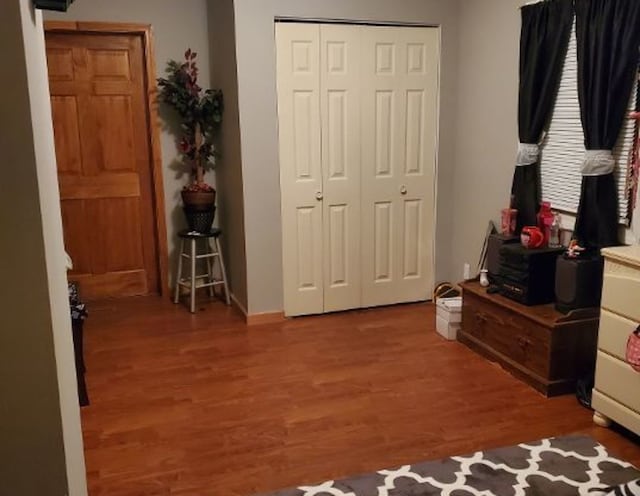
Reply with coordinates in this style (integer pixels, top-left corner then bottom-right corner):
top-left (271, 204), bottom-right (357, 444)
top-left (259, 436), bottom-right (640, 496)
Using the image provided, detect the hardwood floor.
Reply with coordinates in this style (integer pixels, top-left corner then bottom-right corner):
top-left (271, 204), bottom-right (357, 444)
top-left (80, 296), bottom-right (640, 495)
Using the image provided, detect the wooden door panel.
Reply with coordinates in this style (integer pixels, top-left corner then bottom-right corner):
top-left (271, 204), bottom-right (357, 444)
top-left (51, 96), bottom-right (82, 174)
top-left (92, 81), bottom-right (134, 96)
top-left (122, 35), bottom-right (160, 293)
top-left (46, 47), bottom-right (75, 81)
top-left (87, 49), bottom-right (132, 80)
top-left (95, 198), bottom-right (144, 272)
top-left (89, 95), bottom-right (137, 171)
top-left (61, 200), bottom-right (93, 275)
top-left (73, 271), bottom-right (147, 300)
top-left (59, 173), bottom-right (140, 200)
top-left (47, 31), bottom-right (160, 299)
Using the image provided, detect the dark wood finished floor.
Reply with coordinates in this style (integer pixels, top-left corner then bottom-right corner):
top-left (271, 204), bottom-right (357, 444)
top-left (80, 296), bottom-right (640, 496)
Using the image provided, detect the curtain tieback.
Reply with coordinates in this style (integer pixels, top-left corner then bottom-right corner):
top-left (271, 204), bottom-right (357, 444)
top-left (516, 143), bottom-right (540, 166)
top-left (582, 149), bottom-right (615, 176)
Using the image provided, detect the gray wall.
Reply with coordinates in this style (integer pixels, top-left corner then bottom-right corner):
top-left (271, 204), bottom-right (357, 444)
top-left (449, 0), bottom-right (523, 280)
top-left (46, 0), bottom-right (212, 287)
top-left (0, 1), bottom-right (86, 494)
top-left (233, 0), bottom-right (462, 314)
top-left (208, 0), bottom-right (248, 310)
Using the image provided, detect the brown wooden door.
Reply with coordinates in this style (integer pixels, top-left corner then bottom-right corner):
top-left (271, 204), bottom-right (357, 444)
top-left (46, 31), bottom-right (162, 299)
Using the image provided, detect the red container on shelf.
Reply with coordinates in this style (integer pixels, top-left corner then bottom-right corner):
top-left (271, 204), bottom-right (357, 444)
top-left (521, 226), bottom-right (545, 249)
top-left (501, 208), bottom-right (518, 236)
top-left (537, 202), bottom-right (554, 246)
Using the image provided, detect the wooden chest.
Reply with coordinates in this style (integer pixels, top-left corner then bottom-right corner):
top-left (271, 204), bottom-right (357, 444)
top-left (458, 281), bottom-right (599, 396)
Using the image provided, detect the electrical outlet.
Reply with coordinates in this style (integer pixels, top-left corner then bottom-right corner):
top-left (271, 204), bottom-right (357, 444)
top-left (463, 263), bottom-right (471, 280)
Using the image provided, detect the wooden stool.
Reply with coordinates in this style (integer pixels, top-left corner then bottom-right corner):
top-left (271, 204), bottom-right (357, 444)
top-left (174, 228), bottom-right (230, 313)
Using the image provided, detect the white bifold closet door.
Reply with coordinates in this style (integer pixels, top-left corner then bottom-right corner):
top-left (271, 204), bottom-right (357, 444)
top-left (276, 22), bottom-right (439, 317)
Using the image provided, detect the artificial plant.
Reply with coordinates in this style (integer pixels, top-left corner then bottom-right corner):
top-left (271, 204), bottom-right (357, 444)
top-left (157, 49), bottom-right (223, 192)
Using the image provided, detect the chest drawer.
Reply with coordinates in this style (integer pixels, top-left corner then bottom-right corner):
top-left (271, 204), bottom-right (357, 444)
top-left (462, 292), bottom-right (550, 377)
top-left (602, 259), bottom-right (640, 322)
top-left (594, 351), bottom-right (640, 413)
top-left (598, 309), bottom-right (638, 360)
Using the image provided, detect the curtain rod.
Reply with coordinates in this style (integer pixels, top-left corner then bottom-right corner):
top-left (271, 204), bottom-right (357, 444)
top-left (522, 0), bottom-right (572, 5)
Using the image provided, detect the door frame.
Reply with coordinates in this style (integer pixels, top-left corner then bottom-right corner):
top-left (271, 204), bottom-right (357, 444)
top-left (44, 21), bottom-right (169, 296)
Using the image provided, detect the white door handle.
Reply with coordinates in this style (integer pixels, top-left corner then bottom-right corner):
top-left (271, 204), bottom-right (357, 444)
top-left (315, 191), bottom-right (324, 201)
top-left (400, 185), bottom-right (407, 195)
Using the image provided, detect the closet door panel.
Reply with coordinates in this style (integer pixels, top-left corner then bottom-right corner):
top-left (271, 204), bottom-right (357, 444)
top-left (276, 23), bottom-right (324, 316)
top-left (321, 24), bottom-right (362, 312)
top-left (361, 26), bottom-right (439, 307)
top-left (397, 28), bottom-right (438, 299)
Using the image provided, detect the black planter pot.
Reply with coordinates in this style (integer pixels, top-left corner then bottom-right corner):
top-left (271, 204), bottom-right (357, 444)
top-left (181, 188), bottom-right (216, 233)
top-left (184, 205), bottom-right (216, 233)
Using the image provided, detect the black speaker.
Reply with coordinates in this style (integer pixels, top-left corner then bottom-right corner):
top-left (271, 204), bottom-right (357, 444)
top-left (34, 0), bottom-right (75, 12)
top-left (487, 234), bottom-right (518, 283)
top-left (555, 255), bottom-right (604, 314)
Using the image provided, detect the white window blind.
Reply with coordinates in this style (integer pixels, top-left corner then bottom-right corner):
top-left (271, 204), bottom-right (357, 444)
top-left (540, 21), bottom-right (638, 224)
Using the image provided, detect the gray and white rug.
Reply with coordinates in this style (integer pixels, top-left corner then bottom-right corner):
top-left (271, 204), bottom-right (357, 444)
top-left (260, 436), bottom-right (640, 496)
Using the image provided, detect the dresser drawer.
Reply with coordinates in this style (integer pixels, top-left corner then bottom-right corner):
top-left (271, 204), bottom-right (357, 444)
top-left (462, 292), bottom-right (550, 377)
top-left (594, 351), bottom-right (640, 413)
top-left (602, 259), bottom-right (640, 322)
top-left (598, 310), bottom-right (638, 361)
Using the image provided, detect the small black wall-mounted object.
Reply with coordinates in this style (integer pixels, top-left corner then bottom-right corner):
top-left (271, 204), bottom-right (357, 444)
top-left (33, 0), bottom-right (75, 12)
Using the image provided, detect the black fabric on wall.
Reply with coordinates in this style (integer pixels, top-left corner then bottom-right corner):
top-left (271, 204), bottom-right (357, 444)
top-left (574, 174), bottom-right (620, 249)
top-left (511, 163), bottom-right (540, 232)
top-left (511, 0), bottom-right (573, 232)
top-left (573, 0), bottom-right (640, 249)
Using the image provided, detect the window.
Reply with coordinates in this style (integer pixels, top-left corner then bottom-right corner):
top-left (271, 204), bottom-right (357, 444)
top-left (540, 21), bottom-right (638, 224)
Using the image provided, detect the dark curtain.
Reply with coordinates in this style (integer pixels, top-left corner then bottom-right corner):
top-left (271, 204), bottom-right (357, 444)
top-left (511, 0), bottom-right (573, 232)
top-left (573, 0), bottom-right (640, 249)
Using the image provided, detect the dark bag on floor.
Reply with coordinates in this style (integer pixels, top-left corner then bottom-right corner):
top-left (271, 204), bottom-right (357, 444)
top-left (576, 373), bottom-right (594, 409)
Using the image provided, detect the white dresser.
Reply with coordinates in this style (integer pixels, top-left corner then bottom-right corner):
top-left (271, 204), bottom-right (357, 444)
top-left (592, 246), bottom-right (640, 434)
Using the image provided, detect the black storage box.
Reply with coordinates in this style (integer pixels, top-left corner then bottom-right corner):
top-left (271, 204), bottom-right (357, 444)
top-left (499, 244), bottom-right (564, 305)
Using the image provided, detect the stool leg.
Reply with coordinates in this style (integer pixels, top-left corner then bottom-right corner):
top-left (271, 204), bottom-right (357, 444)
top-left (173, 239), bottom-right (184, 304)
top-left (206, 240), bottom-right (215, 299)
top-left (190, 238), bottom-right (197, 313)
top-left (215, 237), bottom-right (231, 306)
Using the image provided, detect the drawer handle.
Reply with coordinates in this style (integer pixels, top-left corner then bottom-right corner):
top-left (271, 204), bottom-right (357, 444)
top-left (517, 336), bottom-right (531, 350)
